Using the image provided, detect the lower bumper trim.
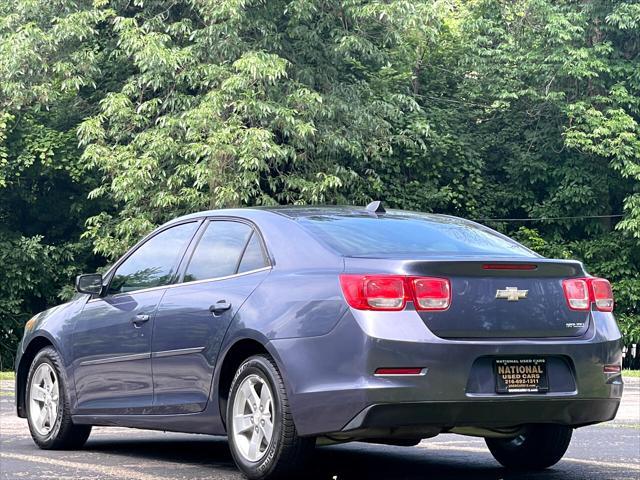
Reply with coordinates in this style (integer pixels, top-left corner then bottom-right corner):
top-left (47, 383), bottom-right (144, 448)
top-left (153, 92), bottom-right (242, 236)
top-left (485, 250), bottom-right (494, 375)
top-left (342, 398), bottom-right (620, 432)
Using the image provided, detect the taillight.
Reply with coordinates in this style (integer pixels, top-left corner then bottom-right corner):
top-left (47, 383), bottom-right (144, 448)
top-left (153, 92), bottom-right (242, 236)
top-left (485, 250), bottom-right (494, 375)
top-left (364, 276), bottom-right (406, 310)
top-left (562, 277), bottom-right (614, 312)
top-left (562, 279), bottom-right (590, 310)
top-left (591, 278), bottom-right (614, 312)
top-left (340, 275), bottom-right (407, 311)
top-left (412, 277), bottom-right (451, 311)
top-left (339, 275), bottom-right (450, 311)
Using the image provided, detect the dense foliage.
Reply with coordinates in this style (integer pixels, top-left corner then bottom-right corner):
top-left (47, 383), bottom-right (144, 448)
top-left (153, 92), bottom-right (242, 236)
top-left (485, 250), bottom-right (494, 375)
top-left (1, 0), bottom-right (638, 368)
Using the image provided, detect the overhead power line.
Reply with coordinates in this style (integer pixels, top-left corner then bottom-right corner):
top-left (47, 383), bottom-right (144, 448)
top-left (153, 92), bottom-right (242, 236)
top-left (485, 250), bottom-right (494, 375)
top-left (473, 214), bottom-right (625, 222)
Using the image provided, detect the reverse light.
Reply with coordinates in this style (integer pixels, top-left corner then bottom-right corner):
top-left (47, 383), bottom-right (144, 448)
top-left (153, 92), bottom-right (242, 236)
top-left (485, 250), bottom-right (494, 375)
top-left (562, 277), bottom-right (614, 312)
top-left (339, 275), bottom-right (451, 312)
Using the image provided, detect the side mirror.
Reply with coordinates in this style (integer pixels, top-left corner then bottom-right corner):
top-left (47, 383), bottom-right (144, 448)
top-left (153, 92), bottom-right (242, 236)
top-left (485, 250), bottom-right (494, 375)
top-left (75, 273), bottom-right (104, 295)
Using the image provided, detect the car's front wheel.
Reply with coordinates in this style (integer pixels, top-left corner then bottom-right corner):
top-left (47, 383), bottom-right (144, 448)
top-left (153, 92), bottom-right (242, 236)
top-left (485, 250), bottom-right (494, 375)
top-left (227, 354), bottom-right (314, 479)
top-left (26, 347), bottom-right (92, 449)
top-left (485, 424), bottom-right (572, 470)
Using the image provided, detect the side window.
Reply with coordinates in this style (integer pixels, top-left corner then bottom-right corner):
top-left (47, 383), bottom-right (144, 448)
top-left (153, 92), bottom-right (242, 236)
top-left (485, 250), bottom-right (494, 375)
top-left (238, 233), bottom-right (269, 273)
top-left (108, 222), bottom-right (198, 295)
top-left (183, 221), bottom-right (253, 282)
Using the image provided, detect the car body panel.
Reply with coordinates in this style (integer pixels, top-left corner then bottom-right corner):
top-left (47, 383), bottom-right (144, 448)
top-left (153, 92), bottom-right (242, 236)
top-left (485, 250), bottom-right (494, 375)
top-left (151, 268), bottom-right (270, 414)
top-left (71, 289), bottom-right (165, 414)
top-left (15, 206), bottom-right (623, 441)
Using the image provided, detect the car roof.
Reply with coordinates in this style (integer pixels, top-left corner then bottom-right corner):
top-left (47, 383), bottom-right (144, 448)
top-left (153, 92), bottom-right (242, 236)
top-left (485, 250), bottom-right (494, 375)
top-left (172, 205), bottom-right (464, 224)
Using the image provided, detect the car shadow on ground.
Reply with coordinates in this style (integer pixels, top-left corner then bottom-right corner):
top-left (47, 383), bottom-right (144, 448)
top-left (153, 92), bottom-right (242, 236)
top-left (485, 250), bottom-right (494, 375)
top-left (83, 436), bottom-right (570, 480)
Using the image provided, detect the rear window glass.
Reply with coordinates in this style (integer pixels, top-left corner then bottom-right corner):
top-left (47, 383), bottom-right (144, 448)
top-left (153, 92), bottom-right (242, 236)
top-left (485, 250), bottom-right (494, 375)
top-left (297, 214), bottom-right (535, 257)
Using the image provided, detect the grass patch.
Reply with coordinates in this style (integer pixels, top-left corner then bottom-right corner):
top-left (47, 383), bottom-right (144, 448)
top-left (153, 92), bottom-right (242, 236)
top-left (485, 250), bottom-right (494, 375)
top-left (623, 369), bottom-right (640, 378)
top-left (0, 371), bottom-right (15, 381)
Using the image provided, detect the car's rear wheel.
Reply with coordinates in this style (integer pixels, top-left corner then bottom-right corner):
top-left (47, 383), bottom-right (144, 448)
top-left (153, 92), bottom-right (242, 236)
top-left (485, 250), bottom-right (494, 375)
top-left (26, 347), bottom-right (92, 449)
top-left (227, 354), bottom-right (314, 479)
top-left (485, 424), bottom-right (572, 470)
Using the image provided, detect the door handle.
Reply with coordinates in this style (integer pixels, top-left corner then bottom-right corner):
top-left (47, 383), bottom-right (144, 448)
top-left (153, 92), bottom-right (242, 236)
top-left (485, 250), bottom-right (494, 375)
top-left (209, 300), bottom-right (232, 316)
top-left (132, 313), bottom-right (150, 328)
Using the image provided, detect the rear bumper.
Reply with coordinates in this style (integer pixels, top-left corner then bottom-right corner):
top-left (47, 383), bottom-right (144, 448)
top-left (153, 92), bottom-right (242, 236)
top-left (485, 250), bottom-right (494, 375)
top-left (342, 397), bottom-right (620, 432)
top-left (271, 309), bottom-right (624, 437)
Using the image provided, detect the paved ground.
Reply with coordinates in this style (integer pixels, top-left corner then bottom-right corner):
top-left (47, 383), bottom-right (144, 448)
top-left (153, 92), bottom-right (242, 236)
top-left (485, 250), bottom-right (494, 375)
top-left (1, 378), bottom-right (638, 480)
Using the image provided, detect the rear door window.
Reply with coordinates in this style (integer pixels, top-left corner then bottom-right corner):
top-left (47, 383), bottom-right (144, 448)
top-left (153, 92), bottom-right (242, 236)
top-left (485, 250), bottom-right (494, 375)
top-left (238, 233), bottom-right (269, 273)
top-left (183, 221), bottom-right (267, 282)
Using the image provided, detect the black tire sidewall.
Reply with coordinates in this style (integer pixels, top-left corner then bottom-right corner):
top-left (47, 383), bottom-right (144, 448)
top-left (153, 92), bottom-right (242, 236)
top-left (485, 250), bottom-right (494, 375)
top-left (26, 348), bottom-right (66, 447)
top-left (227, 356), bottom-right (284, 479)
top-left (486, 424), bottom-right (572, 470)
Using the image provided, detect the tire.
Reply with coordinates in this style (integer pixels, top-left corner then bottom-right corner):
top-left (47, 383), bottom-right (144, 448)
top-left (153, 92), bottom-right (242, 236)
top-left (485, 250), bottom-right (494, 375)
top-left (26, 347), bottom-right (92, 450)
top-left (227, 354), bottom-right (314, 479)
top-left (485, 424), bottom-right (573, 470)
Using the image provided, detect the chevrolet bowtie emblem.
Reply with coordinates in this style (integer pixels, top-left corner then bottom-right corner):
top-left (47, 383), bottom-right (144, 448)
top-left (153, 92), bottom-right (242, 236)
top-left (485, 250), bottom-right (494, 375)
top-left (496, 287), bottom-right (528, 301)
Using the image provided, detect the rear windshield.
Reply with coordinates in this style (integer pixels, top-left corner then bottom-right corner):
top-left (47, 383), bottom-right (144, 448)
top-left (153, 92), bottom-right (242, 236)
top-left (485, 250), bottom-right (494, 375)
top-left (297, 214), bottom-right (535, 257)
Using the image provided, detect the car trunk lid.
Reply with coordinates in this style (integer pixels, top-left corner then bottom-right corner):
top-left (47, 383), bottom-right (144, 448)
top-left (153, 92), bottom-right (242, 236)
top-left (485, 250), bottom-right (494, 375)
top-left (343, 257), bottom-right (590, 339)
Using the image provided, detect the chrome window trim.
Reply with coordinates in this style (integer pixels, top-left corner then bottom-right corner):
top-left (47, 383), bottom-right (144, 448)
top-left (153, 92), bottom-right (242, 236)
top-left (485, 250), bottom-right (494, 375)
top-left (87, 266), bottom-right (272, 303)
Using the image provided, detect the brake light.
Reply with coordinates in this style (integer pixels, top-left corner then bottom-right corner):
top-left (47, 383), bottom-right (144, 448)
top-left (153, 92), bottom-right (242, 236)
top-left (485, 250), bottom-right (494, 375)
top-left (562, 277), bottom-right (614, 312)
top-left (340, 275), bottom-right (407, 311)
top-left (562, 279), bottom-right (589, 310)
top-left (482, 264), bottom-right (537, 270)
top-left (364, 276), bottom-right (406, 310)
top-left (591, 278), bottom-right (614, 312)
top-left (339, 275), bottom-right (450, 311)
top-left (412, 278), bottom-right (451, 311)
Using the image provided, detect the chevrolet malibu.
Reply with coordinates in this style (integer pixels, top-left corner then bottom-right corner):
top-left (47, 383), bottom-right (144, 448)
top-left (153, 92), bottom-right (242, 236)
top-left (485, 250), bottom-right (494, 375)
top-left (15, 204), bottom-right (623, 479)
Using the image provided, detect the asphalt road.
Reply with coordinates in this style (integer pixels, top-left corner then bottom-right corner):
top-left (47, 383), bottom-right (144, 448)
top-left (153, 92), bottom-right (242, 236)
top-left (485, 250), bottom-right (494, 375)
top-left (1, 378), bottom-right (638, 480)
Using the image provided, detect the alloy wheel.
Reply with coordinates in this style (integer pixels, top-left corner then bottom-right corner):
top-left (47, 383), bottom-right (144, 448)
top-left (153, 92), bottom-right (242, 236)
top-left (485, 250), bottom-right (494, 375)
top-left (231, 374), bottom-right (275, 462)
top-left (29, 363), bottom-right (60, 436)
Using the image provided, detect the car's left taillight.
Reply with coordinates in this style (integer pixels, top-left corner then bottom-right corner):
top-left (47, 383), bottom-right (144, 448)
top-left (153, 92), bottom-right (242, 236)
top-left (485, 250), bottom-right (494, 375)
top-left (412, 277), bottom-right (451, 311)
top-left (340, 275), bottom-right (408, 311)
top-left (339, 274), bottom-right (451, 311)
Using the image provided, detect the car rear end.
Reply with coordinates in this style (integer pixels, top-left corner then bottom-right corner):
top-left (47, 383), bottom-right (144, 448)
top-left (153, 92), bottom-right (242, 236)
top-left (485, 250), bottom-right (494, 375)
top-left (336, 256), bottom-right (622, 435)
top-left (276, 209), bottom-right (623, 440)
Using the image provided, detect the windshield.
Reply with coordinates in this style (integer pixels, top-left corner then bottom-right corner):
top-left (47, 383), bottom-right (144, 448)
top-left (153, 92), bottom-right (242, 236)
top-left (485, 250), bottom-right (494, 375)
top-left (297, 213), bottom-right (535, 257)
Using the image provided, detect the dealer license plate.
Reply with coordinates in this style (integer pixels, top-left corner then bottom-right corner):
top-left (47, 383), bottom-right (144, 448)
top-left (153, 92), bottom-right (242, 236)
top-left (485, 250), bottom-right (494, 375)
top-left (494, 358), bottom-right (549, 394)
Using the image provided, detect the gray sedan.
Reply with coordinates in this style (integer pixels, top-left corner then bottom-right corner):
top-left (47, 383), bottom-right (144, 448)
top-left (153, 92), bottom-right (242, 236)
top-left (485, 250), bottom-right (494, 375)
top-left (14, 203), bottom-right (623, 479)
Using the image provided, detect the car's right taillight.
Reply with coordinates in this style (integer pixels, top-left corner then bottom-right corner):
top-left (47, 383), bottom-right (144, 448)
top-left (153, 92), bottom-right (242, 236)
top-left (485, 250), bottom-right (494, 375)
top-left (562, 277), bottom-right (614, 312)
top-left (590, 278), bottom-right (614, 312)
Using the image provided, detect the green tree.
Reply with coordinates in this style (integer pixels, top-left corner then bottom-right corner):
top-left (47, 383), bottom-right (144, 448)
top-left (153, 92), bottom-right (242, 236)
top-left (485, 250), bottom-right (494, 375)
top-left (0, 0), bottom-right (638, 368)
